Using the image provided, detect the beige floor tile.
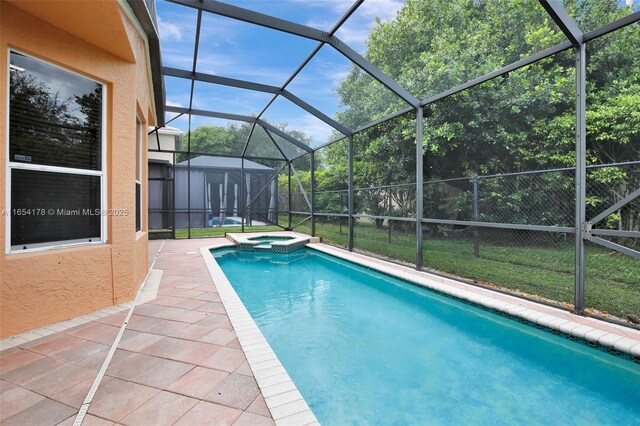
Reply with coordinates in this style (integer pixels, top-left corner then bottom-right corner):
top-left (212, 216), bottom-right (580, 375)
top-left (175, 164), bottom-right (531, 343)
top-left (173, 400), bottom-right (242, 426)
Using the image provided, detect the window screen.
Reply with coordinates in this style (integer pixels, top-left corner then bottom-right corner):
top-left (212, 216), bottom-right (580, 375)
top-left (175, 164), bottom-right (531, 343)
top-left (8, 51), bottom-right (105, 251)
top-left (11, 170), bottom-right (101, 248)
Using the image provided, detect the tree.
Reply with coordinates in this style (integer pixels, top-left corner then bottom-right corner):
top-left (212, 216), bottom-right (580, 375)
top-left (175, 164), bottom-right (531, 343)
top-left (10, 69), bottom-right (102, 169)
top-left (182, 124), bottom-right (242, 158)
top-left (320, 0), bottom-right (639, 233)
top-left (179, 120), bottom-right (312, 164)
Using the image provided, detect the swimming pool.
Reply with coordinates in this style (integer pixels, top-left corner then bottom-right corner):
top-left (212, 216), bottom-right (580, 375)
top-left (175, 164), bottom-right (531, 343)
top-left (208, 216), bottom-right (241, 227)
top-left (214, 248), bottom-right (640, 425)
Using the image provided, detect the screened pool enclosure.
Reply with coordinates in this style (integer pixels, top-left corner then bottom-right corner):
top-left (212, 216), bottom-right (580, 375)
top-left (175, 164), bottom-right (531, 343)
top-left (149, 0), bottom-right (639, 326)
top-left (148, 156), bottom-right (278, 234)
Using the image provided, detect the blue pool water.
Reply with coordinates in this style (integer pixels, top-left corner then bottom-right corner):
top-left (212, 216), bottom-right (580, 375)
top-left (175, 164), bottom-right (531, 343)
top-left (208, 217), bottom-right (240, 226)
top-left (214, 248), bottom-right (640, 425)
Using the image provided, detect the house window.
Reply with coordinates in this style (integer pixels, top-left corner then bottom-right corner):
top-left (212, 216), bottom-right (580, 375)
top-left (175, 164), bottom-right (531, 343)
top-left (136, 116), bottom-right (142, 232)
top-left (7, 50), bottom-right (106, 252)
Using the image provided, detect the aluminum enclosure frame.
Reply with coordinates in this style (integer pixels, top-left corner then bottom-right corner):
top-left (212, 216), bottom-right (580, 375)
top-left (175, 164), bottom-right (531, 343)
top-left (155, 0), bottom-right (640, 323)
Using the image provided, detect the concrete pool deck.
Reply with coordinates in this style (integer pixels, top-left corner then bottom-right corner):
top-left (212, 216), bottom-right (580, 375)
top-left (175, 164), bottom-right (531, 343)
top-left (1, 235), bottom-right (639, 425)
top-left (0, 239), bottom-right (276, 426)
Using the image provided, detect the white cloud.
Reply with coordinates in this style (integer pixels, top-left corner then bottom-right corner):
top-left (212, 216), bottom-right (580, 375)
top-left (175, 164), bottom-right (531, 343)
top-left (283, 115), bottom-right (335, 146)
top-left (164, 112), bottom-right (189, 132)
top-left (165, 99), bottom-right (184, 108)
top-left (359, 0), bottom-right (404, 20)
top-left (157, 16), bottom-right (183, 41)
top-left (287, 0), bottom-right (353, 12)
top-left (191, 88), bottom-right (272, 113)
top-left (335, 0), bottom-right (404, 53)
top-left (287, 60), bottom-right (351, 101)
top-left (335, 26), bottom-right (370, 52)
top-left (162, 48), bottom-right (294, 85)
top-left (305, 18), bottom-right (335, 29)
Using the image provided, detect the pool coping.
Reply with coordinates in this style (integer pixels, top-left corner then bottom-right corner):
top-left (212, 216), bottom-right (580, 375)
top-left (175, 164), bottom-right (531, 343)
top-left (200, 241), bottom-right (320, 426)
top-left (307, 243), bottom-right (640, 360)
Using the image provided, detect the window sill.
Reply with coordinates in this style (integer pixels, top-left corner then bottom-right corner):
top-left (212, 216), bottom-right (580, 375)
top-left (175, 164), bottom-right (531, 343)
top-left (7, 240), bottom-right (106, 255)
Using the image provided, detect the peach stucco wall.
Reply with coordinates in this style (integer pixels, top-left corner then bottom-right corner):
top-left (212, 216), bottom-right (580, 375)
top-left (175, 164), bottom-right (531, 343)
top-left (0, 2), bottom-right (155, 338)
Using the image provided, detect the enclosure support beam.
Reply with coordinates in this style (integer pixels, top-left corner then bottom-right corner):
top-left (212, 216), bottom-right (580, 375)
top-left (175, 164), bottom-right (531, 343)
top-left (149, 148), bottom-right (282, 162)
top-left (168, 0), bottom-right (327, 41)
top-left (291, 164), bottom-right (312, 210)
top-left (539, 0), bottom-right (583, 46)
top-left (166, 106), bottom-right (256, 124)
top-left (241, 158), bottom-right (245, 233)
top-left (473, 174), bottom-right (480, 257)
top-left (588, 237), bottom-right (640, 260)
top-left (281, 90), bottom-right (352, 136)
top-left (329, 39), bottom-right (420, 107)
top-left (172, 152), bottom-right (177, 239)
top-left (310, 151), bottom-right (316, 237)
top-left (583, 11), bottom-right (640, 42)
top-left (164, 67), bottom-right (352, 136)
top-left (421, 40), bottom-right (572, 107)
top-left (242, 164), bottom-right (287, 218)
top-left (348, 135), bottom-right (354, 251)
top-left (255, 0), bottom-right (363, 127)
top-left (187, 114), bottom-right (192, 239)
top-left (415, 107), bottom-right (424, 269)
top-left (574, 44), bottom-right (587, 314)
top-left (288, 162), bottom-right (292, 230)
top-left (241, 123), bottom-right (257, 158)
top-left (257, 119), bottom-right (313, 153)
top-left (164, 105), bottom-right (311, 154)
top-left (164, 66), bottom-right (280, 94)
top-left (589, 187), bottom-right (640, 226)
top-left (262, 127), bottom-right (289, 161)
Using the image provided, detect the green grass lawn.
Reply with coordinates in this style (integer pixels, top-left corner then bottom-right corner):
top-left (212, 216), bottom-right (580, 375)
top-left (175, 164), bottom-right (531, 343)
top-left (312, 220), bottom-right (639, 321)
top-left (175, 225), bottom-right (283, 239)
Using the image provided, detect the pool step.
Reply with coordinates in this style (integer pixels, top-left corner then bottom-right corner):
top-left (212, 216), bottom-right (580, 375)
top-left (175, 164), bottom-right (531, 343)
top-left (211, 248), bottom-right (237, 258)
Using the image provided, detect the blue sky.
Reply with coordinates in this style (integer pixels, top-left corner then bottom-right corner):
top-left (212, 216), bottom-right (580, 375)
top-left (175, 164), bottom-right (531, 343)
top-left (157, 0), bottom-right (405, 146)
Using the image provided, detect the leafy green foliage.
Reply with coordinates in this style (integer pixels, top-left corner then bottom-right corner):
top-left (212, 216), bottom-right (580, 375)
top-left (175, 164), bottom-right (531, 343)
top-left (318, 0), bottom-right (639, 234)
top-left (178, 121), bottom-right (312, 162)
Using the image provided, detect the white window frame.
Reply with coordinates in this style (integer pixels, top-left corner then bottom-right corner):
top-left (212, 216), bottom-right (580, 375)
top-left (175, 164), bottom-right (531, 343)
top-left (5, 49), bottom-right (108, 254)
top-left (136, 115), bottom-right (142, 233)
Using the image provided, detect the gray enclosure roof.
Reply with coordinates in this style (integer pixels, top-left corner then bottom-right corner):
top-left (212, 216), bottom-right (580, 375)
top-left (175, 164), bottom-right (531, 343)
top-left (176, 155), bottom-right (273, 171)
top-left (152, 0), bottom-right (640, 162)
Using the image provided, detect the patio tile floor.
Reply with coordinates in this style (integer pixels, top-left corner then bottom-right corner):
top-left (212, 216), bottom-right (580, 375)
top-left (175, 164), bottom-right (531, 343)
top-left (0, 238), bottom-right (275, 425)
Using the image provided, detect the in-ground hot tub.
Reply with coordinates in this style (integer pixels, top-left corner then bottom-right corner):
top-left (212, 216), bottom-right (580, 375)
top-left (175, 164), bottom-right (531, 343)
top-left (226, 232), bottom-right (316, 253)
top-left (247, 235), bottom-right (294, 249)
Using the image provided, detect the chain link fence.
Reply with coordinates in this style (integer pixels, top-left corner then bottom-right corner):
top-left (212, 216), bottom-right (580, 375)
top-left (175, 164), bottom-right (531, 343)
top-left (306, 161), bottom-right (638, 322)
